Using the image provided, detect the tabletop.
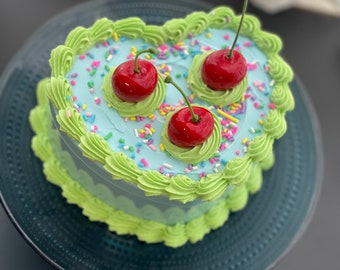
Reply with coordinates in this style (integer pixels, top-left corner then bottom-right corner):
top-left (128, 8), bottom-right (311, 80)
top-left (1, 0), bottom-right (339, 269)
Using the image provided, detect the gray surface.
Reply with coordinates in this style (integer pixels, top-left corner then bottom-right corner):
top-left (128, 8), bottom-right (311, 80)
top-left (0, 0), bottom-right (339, 269)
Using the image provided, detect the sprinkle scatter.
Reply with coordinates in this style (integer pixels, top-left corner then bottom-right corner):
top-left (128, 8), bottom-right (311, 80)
top-left (65, 28), bottom-right (275, 180)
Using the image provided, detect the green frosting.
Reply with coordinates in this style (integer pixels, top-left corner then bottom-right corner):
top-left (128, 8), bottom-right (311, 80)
top-left (89, 18), bottom-right (115, 42)
top-left (49, 45), bottom-right (75, 77)
top-left (29, 105), bottom-right (51, 135)
top-left (102, 67), bottom-right (166, 117)
top-left (207, 6), bottom-right (235, 29)
top-left (137, 170), bottom-right (171, 197)
top-left (246, 164), bottom-right (263, 194)
top-left (268, 54), bottom-right (294, 82)
top-left (239, 14), bottom-right (261, 37)
top-left (271, 82), bottom-right (295, 112)
top-left (29, 79), bottom-right (265, 246)
top-left (64, 27), bottom-right (92, 55)
top-left (185, 12), bottom-right (209, 35)
top-left (31, 133), bottom-right (54, 162)
top-left (248, 134), bottom-right (274, 163)
top-left (56, 108), bottom-right (87, 141)
top-left (40, 6), bottom-right (294, 204)
top-left (163, 18), bottom-right (189, 41)
top-left (114, 17), bottom-right (146, 38)
top-left (160, 106), bottom-right (222, 164)
top-left (79, 132), bottom-right (113, 164)
top-left (253, 31), bottom-right (283, 56)
top-left (47, 76), bottom-right (73, 110)
top-left (188, 51), bottom-right (248, 105)
top-left (143, 25), bottom-right (168, 45)
top-left (263, 109), bottom-right (287, 139)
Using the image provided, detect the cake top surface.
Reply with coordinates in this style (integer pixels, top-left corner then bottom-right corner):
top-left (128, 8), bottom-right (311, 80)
top-left (46, 6), bottom-right (294, 203)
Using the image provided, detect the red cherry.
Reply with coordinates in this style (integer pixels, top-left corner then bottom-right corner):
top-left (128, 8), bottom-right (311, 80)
top-left (111, 49), bottom-right (157, 102)
top-left (201, 0), bottom-right (248, 91)
top-left (201, 49), bottom-right (247, 91)
top-left (168, 106), bottom-right (214, 148)
top-left (164, 76), bottom-right (214, 148)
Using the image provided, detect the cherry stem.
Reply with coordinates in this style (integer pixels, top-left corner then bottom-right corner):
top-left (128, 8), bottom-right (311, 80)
top-left (228, 0), bottom-right (248, 58)
top-left (164, 76), bottom-right (200, 123)
top-left (134, 48), bottom-right (157, 73)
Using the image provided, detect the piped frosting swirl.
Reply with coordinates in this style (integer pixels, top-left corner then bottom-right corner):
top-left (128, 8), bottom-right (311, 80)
top-left (44, 6), bottom-right (294, 203)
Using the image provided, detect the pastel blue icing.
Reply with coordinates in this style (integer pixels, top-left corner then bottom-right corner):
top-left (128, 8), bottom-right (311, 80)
top-left (66, 28), bottom-right (272, 180)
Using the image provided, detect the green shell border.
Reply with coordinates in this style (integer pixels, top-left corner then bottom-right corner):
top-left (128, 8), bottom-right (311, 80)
top-left (44, 6), bottom-right (294, 203)
top-left (30, 79), bottom-right (264, 247)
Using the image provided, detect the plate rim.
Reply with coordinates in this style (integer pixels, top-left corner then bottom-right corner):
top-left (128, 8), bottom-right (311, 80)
top-left (0, 0), bottom-right (323, 269)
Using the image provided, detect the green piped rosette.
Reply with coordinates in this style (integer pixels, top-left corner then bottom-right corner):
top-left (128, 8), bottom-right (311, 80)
top-left (42, 6), bottom-right (294, 205)
top-left (188, 50), bottom-right (248, 106)
top-left (102, 67), bottom-right (165, 117)
top-left (160, 105), bottom-right (222, 164)
top-left (30, 78), bottom-right (263, 247)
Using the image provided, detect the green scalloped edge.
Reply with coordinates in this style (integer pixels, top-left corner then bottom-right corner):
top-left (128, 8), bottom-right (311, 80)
top-left (29, 78), bottom-right (264, 247)
top-left (45, 6), bottom-right (294, 203)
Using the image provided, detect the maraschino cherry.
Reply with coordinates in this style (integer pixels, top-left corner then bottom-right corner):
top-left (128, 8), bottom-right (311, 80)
top-left (201, 0), bottom-right (248, 91)
top-left (164, 76), bottom-right (214, 148)
top-left (112, 48), bottom-right (157, 102)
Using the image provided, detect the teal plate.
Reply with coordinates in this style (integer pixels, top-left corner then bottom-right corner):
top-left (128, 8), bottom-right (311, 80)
top-left (0, 0), bottom-right (322, 269)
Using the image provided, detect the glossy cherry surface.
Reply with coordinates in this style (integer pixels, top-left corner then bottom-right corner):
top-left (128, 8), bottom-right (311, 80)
top-left (112, 59), bottom-right (157, 102)
top-left (201, 49), bottom-right (247, 91)
top-left (201, 0), bottom-right (248, 91)
top-left (168, 106), bottom-right (214, 148)
top-left (112, 49), bottom-right (158, 102)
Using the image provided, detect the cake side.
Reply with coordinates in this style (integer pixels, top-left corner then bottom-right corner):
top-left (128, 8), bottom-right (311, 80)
top-left (45, 6), bottom-right (294, 203)
top-left (29, 79), bottom-right (263, 247)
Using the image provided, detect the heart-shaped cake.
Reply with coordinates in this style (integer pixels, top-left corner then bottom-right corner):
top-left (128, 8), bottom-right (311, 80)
top-left (29, 5), bottom-right (294, 247)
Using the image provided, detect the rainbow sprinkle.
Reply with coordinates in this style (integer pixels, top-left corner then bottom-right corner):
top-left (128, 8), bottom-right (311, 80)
top-left (63, 26), bottom-right (278, 180)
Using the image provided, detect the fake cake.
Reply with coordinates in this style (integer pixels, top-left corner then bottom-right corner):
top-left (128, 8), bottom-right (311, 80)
top-left (29, 5), bottom-right (294, 248)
